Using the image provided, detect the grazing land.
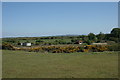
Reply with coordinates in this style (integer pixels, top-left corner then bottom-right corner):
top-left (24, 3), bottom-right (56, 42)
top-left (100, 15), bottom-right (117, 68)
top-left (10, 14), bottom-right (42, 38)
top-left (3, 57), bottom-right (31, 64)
top-left (2, 50), bottom-right (118, 78)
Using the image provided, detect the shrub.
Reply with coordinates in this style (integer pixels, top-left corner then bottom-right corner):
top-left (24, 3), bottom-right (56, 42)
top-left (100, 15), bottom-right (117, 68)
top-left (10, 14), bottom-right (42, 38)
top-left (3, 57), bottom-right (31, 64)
top-left (83, 45), bottom-right (108, 52)
top-left (2, 43), bottom-right (15, 50)
top-left (2, 43), bottom-right (110, 53)
top-left (108, 43), bottom-right (120, 51)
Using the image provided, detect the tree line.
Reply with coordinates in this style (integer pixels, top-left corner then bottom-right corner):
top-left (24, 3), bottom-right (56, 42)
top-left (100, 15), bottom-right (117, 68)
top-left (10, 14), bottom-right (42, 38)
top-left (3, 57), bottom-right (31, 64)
top-left (2, 28), bottom-right (120, 45)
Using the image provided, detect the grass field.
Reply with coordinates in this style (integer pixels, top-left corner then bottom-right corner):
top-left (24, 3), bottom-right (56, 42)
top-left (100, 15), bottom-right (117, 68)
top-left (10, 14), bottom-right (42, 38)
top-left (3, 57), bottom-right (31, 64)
top-left (2, 50), bottom-right (118, 78)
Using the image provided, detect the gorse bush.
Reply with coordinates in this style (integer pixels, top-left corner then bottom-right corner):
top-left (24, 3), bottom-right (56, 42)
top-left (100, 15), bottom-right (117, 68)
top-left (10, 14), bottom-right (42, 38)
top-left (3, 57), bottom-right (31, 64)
top-left (83, 45), bottom-right (108, 52)
top-left (3, 42), bottom-right (118, 53)
top-left (2, 43), bottom-right (15, 50)
top-left (9, 45), bottom-right (109, 53)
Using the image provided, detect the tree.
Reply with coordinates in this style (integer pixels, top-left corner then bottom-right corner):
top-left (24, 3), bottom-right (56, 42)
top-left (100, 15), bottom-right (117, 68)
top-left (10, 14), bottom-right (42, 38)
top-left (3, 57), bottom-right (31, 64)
top-left (111, 28), bottom-right (120, 38)
top-left (35, 40), bottom-right (43, 42)
top-left (83, 36), bottom-right (89, 42)
top-left (110, 28), bottom-right (120, 42)
top-left (104, 34), bottom-right (111, 40)
top-left (26, 41), bottom-right (30, 43)
top-left (85, 40), bottom-right (92, 45)
top-left (71, 39), bottom-right (77, 43)
top-left (97, 32), bottom-right (105, 42)
top-left (88, 33), bottom-right (96, 40)
top-left (17, 41), bottom-right (21, 45)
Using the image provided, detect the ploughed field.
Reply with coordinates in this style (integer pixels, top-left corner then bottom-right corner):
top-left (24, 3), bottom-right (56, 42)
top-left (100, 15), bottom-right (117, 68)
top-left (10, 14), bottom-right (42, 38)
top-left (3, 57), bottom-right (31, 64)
top-left (2, 50), bottom-right (118, 78)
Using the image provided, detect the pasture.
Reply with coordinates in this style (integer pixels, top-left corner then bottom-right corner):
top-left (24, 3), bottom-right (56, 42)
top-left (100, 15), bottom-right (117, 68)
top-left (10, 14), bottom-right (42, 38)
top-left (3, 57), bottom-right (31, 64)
top-left (2, 50), bottom-right (118, 78)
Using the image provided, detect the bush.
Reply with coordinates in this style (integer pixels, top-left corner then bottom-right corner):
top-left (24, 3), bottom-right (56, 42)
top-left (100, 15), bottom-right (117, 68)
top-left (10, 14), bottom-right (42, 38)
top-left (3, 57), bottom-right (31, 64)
top-left (108, 43), bottom-right (120, 51)
top-left (2, 43), bottom-right (111, 53)
top-left (2, 43), bottom-right (15, 50)
top-left (83, 45), bottom-right (108, 52)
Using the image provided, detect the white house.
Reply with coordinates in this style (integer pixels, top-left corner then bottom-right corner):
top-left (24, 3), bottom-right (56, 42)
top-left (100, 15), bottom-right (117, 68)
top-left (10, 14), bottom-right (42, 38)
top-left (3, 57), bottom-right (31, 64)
top-left (21, 43), bottom-right (32, 46)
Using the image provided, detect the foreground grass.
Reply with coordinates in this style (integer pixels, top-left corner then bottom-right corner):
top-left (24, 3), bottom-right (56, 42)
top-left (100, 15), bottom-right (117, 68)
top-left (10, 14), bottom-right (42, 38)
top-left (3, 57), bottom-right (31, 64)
top-left (2, 50), bottom-right (118, 78)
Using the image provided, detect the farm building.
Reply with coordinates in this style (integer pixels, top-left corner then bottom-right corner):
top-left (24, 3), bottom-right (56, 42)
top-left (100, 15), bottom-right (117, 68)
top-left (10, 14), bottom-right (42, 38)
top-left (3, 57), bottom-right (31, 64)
top-left (21, 43), bottom-right (32, 46)
top-left (75, 40), bottom-right (83, 44)
top-left (91, 43), bottom-right (107, 45)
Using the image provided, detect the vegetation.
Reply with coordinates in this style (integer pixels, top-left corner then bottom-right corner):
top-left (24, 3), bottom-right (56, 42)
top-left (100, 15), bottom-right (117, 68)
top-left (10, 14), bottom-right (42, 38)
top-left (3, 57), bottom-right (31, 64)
top-left (2, 43), bottom-right (15, 50)
top-left (2, 44), bottom-right (109, 53)
top-left (1, 28), bottom-right (119, 78)
top-left (2, 50), bottom-right (118, 78)
top-left (1, 28), bottom-right (120, 52)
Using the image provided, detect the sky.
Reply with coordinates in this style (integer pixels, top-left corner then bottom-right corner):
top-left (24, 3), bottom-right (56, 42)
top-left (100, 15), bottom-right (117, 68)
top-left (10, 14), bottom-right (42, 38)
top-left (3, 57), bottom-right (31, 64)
top-left (2, 2), bottom-right (118, 37)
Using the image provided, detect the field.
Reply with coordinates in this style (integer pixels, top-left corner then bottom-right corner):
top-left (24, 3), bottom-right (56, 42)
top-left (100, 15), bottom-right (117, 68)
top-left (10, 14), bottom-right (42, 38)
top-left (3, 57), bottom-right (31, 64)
top-left (2, 50), bottom-right (118, 78)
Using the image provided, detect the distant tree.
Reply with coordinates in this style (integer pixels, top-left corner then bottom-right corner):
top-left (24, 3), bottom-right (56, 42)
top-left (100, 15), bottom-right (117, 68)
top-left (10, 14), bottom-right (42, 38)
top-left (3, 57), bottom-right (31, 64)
top-left (111, 28), bottom-right (120, 38)
top-left (83, 36), bottom-right (89, 42)
top-left (51, 37), bottom-right (54, 39)
top-left (85, 40), bottom-right (92, 45)
top-left (17, 41), bottom-right (21, 45)
top-left (94, 37), bottom-right (98, 42)
top-left (35, 40), bottom-right (43, 42)
top-left (104, 34), bottom-right (111, 40)
top-left (35, 42), bottom-right (39, 45)
top-left (71, 39), bottom-right (78, 43)
top-left (6, 39), bottom-right (16, 43)
top-left (26, 41), bottom-right (30, 43)
top-left (97, 32), bottom-right (105, 42)
top-left (88, 33), bottom-right (96, 40)
top-left (55, 40), bottom-right (67, 44)
top-left (109, 37), bottom-right (119, 43)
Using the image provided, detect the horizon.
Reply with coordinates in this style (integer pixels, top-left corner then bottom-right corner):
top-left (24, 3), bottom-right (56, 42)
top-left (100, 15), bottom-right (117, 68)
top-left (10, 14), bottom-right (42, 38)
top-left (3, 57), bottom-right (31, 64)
top-left (2, 2), bottom-right (118, 38)
top-left (1, 31), bottom-right (116, 38)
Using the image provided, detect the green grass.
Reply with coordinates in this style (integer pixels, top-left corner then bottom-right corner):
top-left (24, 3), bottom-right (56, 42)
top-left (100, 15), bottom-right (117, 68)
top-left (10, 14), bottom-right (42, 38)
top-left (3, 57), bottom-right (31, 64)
top-left (2, 50), bottom-right (118, 78)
